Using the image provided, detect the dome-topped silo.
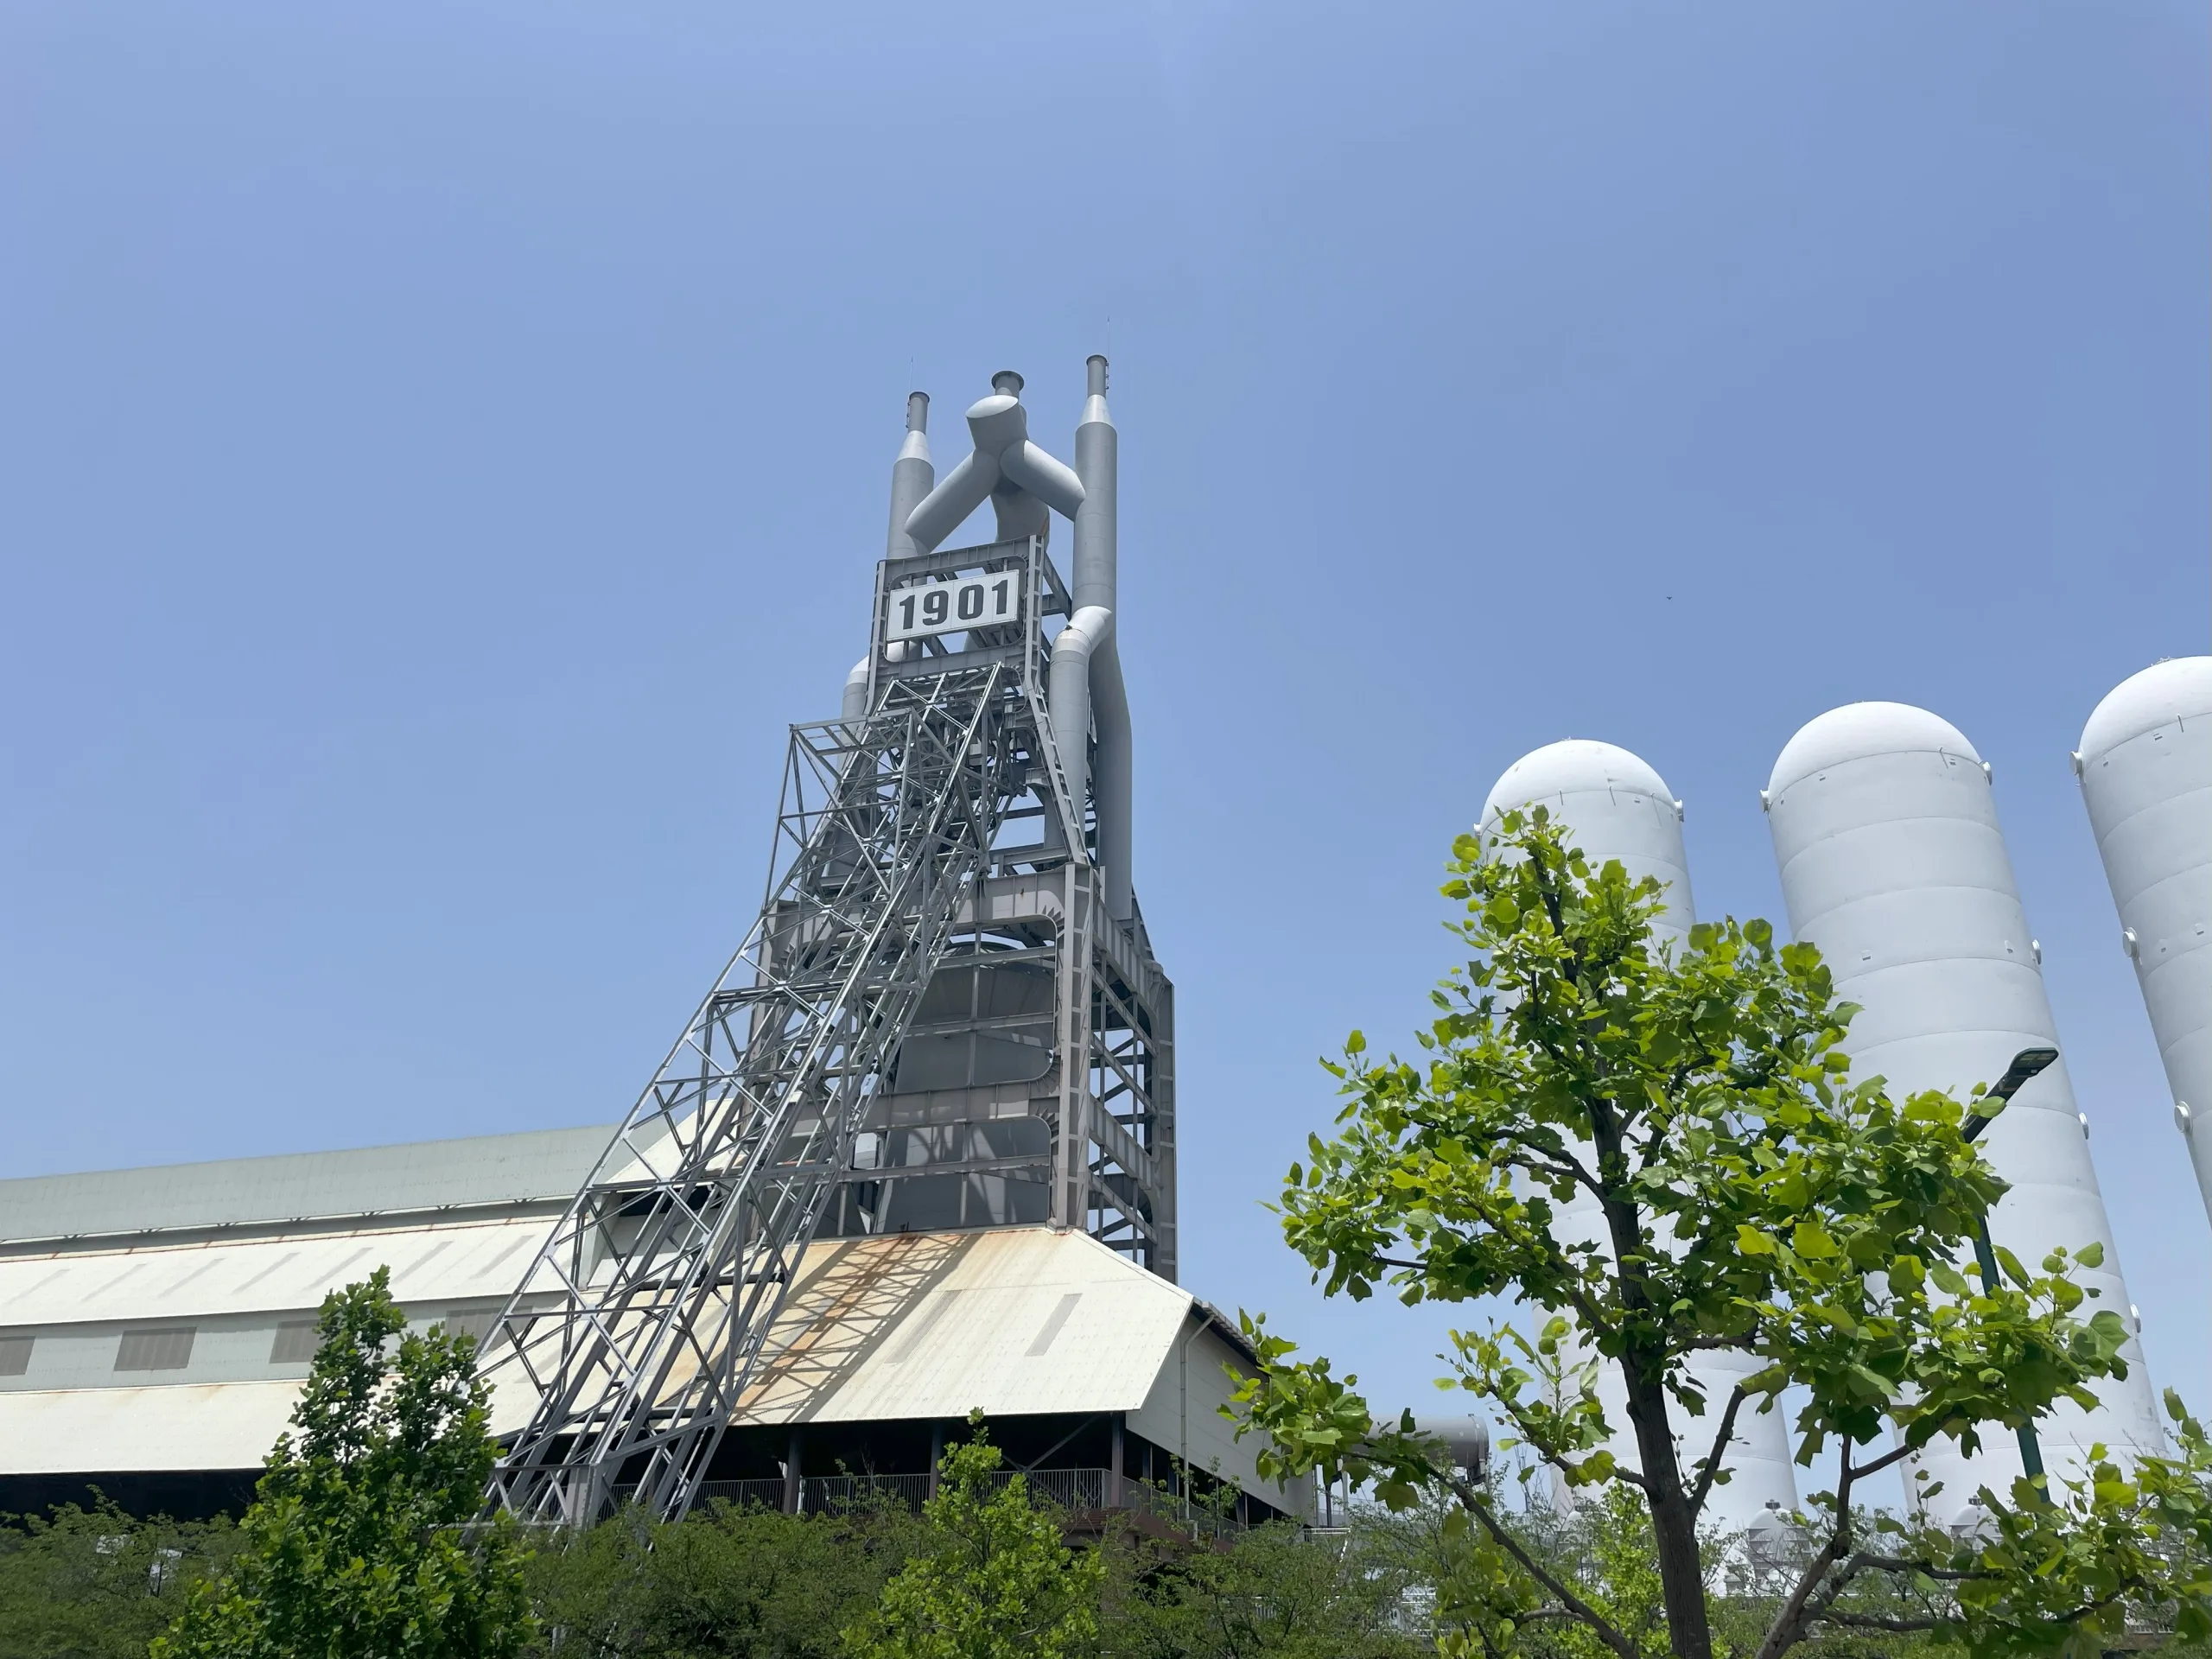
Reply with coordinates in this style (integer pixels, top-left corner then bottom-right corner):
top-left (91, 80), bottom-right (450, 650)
top-left (1482, 740), bottom-right (1696, 945)
top-left (2075, 658), bottom-right (2212, 1228)
top-left (1764, 702), bottom-right (2164, 1522)
top-left (1484, 740), bottom-right (1800, 1535)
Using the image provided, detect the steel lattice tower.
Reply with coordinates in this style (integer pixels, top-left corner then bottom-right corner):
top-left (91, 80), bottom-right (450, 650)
top-left (480, 363), bottom-right (1173, 1526)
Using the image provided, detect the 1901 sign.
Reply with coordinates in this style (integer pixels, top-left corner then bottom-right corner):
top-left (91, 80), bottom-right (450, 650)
top-left (884, 573), bottom-right (1022, 643)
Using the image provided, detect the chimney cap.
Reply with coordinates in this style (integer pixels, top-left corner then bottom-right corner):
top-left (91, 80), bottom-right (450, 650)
top-left (990, 370), bottom-right (1025, 398)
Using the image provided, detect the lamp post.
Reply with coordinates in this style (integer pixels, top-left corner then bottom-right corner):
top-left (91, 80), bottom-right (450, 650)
top-left (1957, 1045), bottom-right (2060, 1485)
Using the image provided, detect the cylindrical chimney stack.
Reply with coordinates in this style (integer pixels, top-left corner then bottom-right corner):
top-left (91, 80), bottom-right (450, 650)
top-left (884, 391), bottom-right (934, 562)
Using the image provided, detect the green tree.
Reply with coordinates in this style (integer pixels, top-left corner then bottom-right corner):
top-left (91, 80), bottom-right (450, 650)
top-left (1097, 1506), bottom-right (1423, 1659)
top-left (0, 1502), bottom-right (237, 1659)
top-left (154, 1268), bottom-right (535, 1659)
top-left (525, 1492), bottom-right (922, 1657)
top-left (1231, 811), bottom-right (2212, 1659)
top-left (842, 1415), bottom-right (1101, 1659)
top-left (1369, 1477), bottom-right (1964, 1659)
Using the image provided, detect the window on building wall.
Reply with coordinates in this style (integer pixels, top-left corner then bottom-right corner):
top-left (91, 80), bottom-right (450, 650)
top-left (115, 1328), bottom-right (195, 1372)
top-left (270, 1321), bottom-right (321, 1363)
top-left (0, 1335), bottom-right (32, 1376)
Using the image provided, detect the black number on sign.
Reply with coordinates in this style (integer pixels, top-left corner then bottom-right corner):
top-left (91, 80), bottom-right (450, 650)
top-left (922, 588), bottom-right (949, 626)
top-left (957, 583), bottom-right (983, 621)
top-left (898, 594), bottom-right (917, 631)
top-left (992, 578), bottom-right (1011, 617)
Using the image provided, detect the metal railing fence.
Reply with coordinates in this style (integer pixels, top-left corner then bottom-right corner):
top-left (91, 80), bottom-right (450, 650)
top-left (660, 1466), bottom-right (1241, 1535)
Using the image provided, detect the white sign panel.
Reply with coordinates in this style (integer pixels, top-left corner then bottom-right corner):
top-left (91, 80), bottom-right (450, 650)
top-left (884, 573), bottom-right (1022, 643)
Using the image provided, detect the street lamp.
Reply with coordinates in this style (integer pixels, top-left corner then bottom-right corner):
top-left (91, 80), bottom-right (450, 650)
top-left (1958, 1045), bottom-right (2060, 1484)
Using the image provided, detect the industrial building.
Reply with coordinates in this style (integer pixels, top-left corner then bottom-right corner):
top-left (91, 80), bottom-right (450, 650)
top-left (0, 1128), bottom-right (1278, 1522)
top-left (0, 359), bottom-right (1308, 1529)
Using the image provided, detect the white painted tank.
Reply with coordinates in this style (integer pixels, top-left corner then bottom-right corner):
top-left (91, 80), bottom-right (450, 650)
top-left (1483, 741), bottom-right (1801, 1535)
top-left (1764, 702), bottom-right (2164, 1521)
top-left (2075, 659), bottom-right (2212, 1229)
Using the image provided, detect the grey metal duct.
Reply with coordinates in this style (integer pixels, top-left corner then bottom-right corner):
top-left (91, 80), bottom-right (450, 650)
top-left (1074, 355), bottom-right (1134, 924)
top-left (1049, 605), bottom-right (1113, 859)
top-left (885, 391), bottom-right (933, 559)
top-left (896, 361), bottom-right (1132, 925)
top-left (903, 372), bottom-right (1085, 553)
top-left (845, 391), bottom-right (938, 722)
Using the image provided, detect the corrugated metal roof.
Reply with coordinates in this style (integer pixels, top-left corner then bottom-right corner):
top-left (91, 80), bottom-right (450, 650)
top-left (729, 1227), bottom-right (1196, 1427)
top-left (0, 1225), bottom-right (1240, 1475)
top-left (0, 1217), bottom-right (550, 1325)
top-left (0, 1126), bottom-right (611, 1243)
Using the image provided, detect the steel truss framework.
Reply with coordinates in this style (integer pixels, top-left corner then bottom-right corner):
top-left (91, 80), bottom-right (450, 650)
top-left (480, 539), bottom-right (1174, 1528)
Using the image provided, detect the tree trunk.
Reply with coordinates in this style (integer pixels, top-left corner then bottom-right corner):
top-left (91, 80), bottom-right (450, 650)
top-left (1627, 1386), bottom-right (1715, 1659)
top-left (1601, 1186), bottom-right (1713, 1659)
top-left (1588, 1076), bottom-right (1713, 1659)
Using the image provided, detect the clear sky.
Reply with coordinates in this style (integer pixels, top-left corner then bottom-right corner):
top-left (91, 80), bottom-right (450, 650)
top-left (5, 3), bottom-right (2207, 1475)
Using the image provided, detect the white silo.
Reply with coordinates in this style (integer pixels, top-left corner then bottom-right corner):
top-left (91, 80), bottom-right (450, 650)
top-left (1764, 702), bottom-right (2164, 1521)
top-left (1483, 741), bottom-right (1801, 1535)
top-left (2075, 658), bottom-right (2212, 1229)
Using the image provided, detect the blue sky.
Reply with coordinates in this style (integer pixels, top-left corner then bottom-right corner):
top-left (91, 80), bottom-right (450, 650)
top-left (4, 2), bottom-right (2206, 1465)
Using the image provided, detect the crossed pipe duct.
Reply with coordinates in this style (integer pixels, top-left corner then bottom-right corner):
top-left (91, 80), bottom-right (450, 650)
top-left (842, 359), bottom-right (1133, 924)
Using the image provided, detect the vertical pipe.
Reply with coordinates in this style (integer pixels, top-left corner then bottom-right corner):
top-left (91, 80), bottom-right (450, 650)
top-left (1091, 648), bottom-right (1133, 921)
top-left (1073, 355), bottom-right (1134, 922)
top-left (784, 1427), bottom-right (804, 1515)
top-left (1071, 358), bottom-right (1116, 611)
top-left (845, 393), bottom-right (936, 716)
top-left (1110, 1414), bottom-right (1125, 1509)
top-left (842, 657), bottom-right (871, 724)
top-left (886, 391), bottom-right (933, 561)
top-left (1178, 1315), bottom-right (1191, 1519)
top-left (1049, 608), bottom-right (1109, 844)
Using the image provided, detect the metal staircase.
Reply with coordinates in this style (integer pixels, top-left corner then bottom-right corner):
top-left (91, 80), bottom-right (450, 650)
top-left (480, 658), bottom-right (1026, 1526)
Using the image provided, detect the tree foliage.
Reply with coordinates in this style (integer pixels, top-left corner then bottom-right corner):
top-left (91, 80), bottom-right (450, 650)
top-left (153, 1268), bottom-right (535, 1659)
top-left (0, 1502), bottom-right (237, 1659)
top-left (1230, 810), bottom-right (2210, 1659)
top-left (524, 1492), bottom-right (922, 1657)
top-left (842, 1415), bottom-right (1103, 1659)
top-left (1097, 1501), bottom-right (1422, 1659)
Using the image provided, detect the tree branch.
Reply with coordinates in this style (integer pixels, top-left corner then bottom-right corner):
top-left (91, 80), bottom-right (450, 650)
top-left (1755, 1440), bottom-right (1862, 1659)
top-left (1398, 1110), bottom-right (1601, 1198)
top-left (1433, 1198), bottom-right (1618, 1337)
top-left (1686, 1386), bottom-right (1747, 1519)
top-left (1358, 1242), bottom-right (1611, 1337)
top-left (1854, 1554), bottom-right (1999, 1583)
top-left (1482, 1373), bottom-right (1649, 1493)
top-left (1444, 1474), bottom-right (1642, 1659)
top-left (1848, 1442), bottom-right (1915, 1482)
top-left (1798, 1550), bottom-right (1874, 1628)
